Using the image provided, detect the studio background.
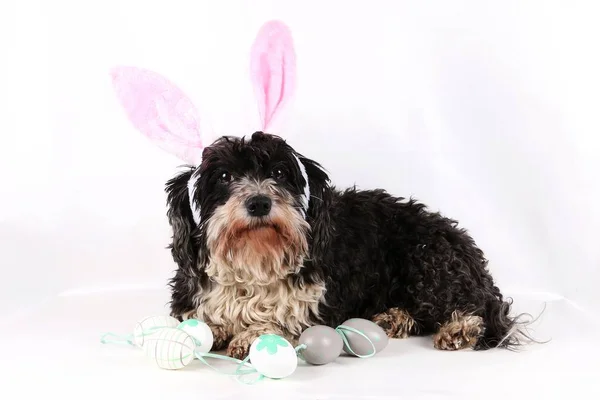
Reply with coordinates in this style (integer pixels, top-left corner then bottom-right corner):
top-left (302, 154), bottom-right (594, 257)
top-left (1, 1), bottom-right (599, 398)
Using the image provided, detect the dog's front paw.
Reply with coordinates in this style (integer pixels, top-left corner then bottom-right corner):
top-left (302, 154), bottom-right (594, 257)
top-left (433, 312), bottom-right (483, 350)
top-left (208, 324), bottom-right (231, 351)
top-left (227, 325), bottom-right (288, 360)
top-left (227, 334), bottom-right (255, 360)
top-left (372, 308), bottom-right (417, 339)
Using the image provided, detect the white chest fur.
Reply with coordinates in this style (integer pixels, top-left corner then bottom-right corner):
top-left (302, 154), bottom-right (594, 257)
top-left (195, 277), bottom-right (325, 337)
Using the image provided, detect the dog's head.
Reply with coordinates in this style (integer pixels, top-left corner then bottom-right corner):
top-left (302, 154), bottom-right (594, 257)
top-left (109, 21), bottom-right (326, 285)
top-left (166, 131), bottom-right (329, 286)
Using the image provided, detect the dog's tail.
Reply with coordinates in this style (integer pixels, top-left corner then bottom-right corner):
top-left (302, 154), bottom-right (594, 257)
top-left (474, 298), bottom-right (546, 351)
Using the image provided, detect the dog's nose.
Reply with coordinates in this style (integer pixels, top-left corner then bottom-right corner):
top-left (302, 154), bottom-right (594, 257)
top-left (245, 195), bottom-right (272, 217)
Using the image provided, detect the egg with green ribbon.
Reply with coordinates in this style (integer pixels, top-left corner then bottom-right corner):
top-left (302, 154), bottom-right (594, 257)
top-left (339, 318), bottom-right (389, 357)
top-left (143, 327), bottom-right (196, 370)
top-left (248, 334), bottom-right (297, 379)
top-left (132, 315), bottom-right (180, 347)
top-left (177, 319), bottom-right (214, 353)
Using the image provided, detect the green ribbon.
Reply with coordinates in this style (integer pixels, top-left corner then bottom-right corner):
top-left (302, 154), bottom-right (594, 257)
top-left (195, 351), bottom-right (264, 384)
top-left (294, 343), bottom-right (308, 362)
top-left (100, 332), bottom-right (135, 345)
top-left (100, 326), bottom-right (165, 346)
top-left (335, 325), bottom-right (377, 358)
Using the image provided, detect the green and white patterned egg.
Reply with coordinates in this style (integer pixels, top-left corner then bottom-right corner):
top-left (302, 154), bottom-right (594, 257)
top-left (249, 334), bottom-right (297, 379)
top-left (177, 319), bottom-right (214, 353)
top-left (143, 327), bottom-right (196, 370)
top-left (132, 315), bottom-right (180, 347)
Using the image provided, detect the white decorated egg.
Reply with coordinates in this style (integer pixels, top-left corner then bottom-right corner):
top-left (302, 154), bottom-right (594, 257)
top-left (143, 327), bottom-right (196, 370)
top-left (132, 315), bottom-right (180, 347)
top-left (249, 334), bottom-right (297, 379)
top-left (177, 319), bottom-right (214, 353)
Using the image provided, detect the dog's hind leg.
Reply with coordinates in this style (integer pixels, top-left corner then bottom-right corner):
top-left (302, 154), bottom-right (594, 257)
top-left (433, 310), bottom-right (484, 350)
top-left (372, 308), bottom-right (419, 339)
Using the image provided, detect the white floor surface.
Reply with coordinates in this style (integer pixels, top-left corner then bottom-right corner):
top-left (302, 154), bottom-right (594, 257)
top-left (2, 289), bottom-right (598, 399)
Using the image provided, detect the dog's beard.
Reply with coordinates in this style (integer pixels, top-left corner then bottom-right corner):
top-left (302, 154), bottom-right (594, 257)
top-left (204, 178), bottom-right (310, 286)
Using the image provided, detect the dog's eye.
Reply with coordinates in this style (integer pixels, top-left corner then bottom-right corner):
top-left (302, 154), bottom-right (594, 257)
top-left (218, 171), bottom-right (233, 184)
top-left (271, 167), bottom-right (286, 181)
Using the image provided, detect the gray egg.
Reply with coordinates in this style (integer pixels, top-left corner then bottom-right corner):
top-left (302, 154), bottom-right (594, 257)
top-left (298, 325), bottom-right (344, 365)
top-left (339, 318), bottom-right (389, 356)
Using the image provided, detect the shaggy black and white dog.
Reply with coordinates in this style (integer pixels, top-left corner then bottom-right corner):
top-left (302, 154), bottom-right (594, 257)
top-left (164, 131), bottom-right (526, 359)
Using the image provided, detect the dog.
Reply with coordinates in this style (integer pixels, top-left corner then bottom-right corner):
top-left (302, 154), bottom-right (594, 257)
top-left (164, 130), bottom-right (528, 359)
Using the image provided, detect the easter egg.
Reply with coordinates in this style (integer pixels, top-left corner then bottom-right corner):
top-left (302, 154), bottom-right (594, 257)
top-left (298, 325), bottom-right (343, 365)
top-left (339, 318), bottom-right (389, 357)
top-left (133, 315), bottom-right (180, 347)
top-left (143, 327), bottom-right (196, 370)
top-left (248, 334), bottom-right (297, 379)
top-left (177, 319), bottom-right (214, 353)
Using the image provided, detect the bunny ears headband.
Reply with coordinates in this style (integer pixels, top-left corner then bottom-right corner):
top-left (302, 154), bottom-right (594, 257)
top-left (110, 20), bottom-right (310, 224)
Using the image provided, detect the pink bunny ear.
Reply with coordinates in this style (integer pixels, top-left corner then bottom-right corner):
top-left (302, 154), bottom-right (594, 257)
top-left (110, 66), bottom-right (204, 165)
top-left (250, 20), bottom-right (297, 132)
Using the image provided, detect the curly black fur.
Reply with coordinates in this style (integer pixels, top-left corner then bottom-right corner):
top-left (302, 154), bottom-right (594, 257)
top-left (165, 131), bottom-right (524, 350)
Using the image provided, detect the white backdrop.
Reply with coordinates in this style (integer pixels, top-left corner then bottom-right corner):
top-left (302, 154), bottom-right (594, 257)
top-left (1, 1), bottom-right (599, 398)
